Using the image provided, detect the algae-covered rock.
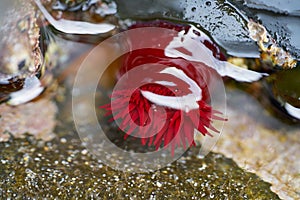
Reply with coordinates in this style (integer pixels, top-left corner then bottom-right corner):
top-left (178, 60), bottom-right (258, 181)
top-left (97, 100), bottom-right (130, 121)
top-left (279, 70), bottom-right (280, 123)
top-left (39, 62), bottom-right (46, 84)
top-left (0, 135), bottom-right (279, 199)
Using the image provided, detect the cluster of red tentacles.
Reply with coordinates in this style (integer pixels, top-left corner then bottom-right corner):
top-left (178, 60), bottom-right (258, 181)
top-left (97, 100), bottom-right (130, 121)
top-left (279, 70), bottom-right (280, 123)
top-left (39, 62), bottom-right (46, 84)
top-left (100, 21), bottom-right (226, 154)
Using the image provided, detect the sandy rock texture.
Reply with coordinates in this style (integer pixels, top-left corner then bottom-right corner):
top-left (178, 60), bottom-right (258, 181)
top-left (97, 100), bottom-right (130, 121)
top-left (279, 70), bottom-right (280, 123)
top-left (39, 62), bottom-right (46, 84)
top-left (0, 99), bottom-right (57, 142)
top-left (213, 89), bottom-right (300, 200)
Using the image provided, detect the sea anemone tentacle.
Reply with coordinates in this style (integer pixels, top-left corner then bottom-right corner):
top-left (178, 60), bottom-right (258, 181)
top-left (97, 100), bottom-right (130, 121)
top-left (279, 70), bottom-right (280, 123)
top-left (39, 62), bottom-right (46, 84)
top-left (100, 21), bottom-right (228, 155)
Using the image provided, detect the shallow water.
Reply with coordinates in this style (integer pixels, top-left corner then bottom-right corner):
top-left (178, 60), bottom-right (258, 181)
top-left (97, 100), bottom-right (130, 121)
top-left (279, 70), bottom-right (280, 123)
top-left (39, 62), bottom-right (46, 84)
top-left (0, 0), bottom-right (299, 199)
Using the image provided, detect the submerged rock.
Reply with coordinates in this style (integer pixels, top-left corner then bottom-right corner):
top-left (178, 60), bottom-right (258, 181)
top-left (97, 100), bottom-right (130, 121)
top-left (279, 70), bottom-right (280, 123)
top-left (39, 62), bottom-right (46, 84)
top-left (0, 135), bottom-right (279, 199)
top-left (0, 99), bottom-right (57, 142)
top-left (213, 88), bottom-right (300, 199)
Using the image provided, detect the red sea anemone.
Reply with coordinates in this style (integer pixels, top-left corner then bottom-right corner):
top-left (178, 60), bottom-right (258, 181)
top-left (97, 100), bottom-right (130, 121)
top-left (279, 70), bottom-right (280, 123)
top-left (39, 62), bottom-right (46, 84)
top-left (101, 21), bottom-right (226, 155)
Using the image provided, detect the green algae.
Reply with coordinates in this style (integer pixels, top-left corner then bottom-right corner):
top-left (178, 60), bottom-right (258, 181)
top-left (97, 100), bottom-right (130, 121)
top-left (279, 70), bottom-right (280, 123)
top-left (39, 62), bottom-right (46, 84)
top-left (0, 135), bottom-right (279, 199)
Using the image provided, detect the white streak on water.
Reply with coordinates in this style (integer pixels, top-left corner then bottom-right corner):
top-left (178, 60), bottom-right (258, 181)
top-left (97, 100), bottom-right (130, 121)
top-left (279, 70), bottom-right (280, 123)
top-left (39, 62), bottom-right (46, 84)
top-left (165, 25), bottom-right (267, 82)
top-left (34, 0), bottom-right (115, 35)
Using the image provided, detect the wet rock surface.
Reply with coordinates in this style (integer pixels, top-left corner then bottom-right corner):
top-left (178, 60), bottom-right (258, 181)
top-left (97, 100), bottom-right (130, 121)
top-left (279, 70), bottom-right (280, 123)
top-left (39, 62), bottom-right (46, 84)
top-left (116, 0), bottom-right (300, 60)
top-left (230, 0), bottom-right (300, 60)
top-left (0, 135), bottom-right (279, 199)
top-left (116, 0), bottom-right (259, 58)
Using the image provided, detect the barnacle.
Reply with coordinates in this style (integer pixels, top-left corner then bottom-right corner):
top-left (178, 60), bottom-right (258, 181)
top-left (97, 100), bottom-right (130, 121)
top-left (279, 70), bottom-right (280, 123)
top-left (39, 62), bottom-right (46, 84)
top-left (247, 20), bottom-right (297, 69)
